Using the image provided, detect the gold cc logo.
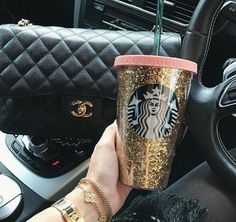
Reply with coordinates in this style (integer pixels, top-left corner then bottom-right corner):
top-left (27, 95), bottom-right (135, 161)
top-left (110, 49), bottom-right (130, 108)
top-left (71, 100), bottom-right (93, 118)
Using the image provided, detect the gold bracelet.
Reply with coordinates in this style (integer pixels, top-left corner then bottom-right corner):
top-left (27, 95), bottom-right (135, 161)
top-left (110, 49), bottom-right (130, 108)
top-left (79, 178), bottom-right (113, 222)
top-left (75, 185), bottom-right (106, 222)
top-left (51, 197), bottom-right (85, 222)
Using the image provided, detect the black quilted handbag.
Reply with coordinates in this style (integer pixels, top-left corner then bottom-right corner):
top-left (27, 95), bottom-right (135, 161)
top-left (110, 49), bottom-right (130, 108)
top-left (0, 23), bottom-right (181, 144)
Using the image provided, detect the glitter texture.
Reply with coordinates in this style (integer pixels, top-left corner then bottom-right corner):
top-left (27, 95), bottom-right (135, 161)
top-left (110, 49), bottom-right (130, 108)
top-left (116, 66), bottom-right (193, 189)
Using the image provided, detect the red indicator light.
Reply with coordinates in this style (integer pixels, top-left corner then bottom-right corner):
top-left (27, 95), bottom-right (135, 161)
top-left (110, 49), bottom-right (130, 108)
top-left (52, 160), bottom-right (60, 166)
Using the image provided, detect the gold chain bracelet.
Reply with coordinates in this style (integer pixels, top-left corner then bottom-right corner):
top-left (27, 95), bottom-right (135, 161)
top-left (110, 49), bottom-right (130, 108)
top-left (79, 178), bottom-right (113, 222)
top-left (76, 185), bottom-right (106, 222)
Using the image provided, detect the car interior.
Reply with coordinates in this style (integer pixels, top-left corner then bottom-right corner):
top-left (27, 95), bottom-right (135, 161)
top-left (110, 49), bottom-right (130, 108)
top-left (0, 0), bottom-right (236, 221)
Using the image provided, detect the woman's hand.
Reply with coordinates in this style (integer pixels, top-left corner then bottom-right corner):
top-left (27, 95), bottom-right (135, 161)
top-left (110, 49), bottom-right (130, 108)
top-left (27, 122), bottom-right (131, 222)
top-left (86, 122), bottom-right (132, 214)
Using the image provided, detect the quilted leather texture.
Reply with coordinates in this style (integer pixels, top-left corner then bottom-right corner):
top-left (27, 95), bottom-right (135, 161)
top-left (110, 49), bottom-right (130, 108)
top-left (0, 25), bottom-right (181, 98)
top-left (0, 95), bottom-right (116, 138)
top-left (0, 24), bottom-right (181, 138)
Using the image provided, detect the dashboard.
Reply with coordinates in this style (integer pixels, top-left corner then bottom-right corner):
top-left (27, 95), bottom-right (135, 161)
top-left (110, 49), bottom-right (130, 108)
top-left (74, 0), bottom-right (236, 85)
top-left (75, 0), bottom-right (199, 34)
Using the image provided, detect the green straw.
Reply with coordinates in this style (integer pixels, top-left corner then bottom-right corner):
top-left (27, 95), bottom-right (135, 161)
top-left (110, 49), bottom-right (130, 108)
top-left (153, 0), bottom-right (164, 55)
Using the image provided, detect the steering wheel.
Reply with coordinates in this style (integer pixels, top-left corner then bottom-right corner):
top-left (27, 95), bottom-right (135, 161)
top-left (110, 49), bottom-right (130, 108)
top-left (182, 0), bottom-right (236, 188)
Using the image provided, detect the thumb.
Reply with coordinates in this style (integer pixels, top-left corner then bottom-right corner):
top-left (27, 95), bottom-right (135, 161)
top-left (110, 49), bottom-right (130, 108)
top-left (95, 122), bottom-right (117, 151)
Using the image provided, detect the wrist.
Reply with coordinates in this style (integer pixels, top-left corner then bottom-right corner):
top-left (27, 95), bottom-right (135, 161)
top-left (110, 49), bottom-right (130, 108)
top-left (65, 185), bottom-right (98, 222)
top-left (65, 183), bottom-right (108, 222)
top-left (79, 178), bottom-right (113, 221)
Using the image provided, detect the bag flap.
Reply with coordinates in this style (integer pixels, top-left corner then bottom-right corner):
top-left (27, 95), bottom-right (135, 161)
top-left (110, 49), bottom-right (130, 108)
top-left (0, 24), bottom-right (181, 99)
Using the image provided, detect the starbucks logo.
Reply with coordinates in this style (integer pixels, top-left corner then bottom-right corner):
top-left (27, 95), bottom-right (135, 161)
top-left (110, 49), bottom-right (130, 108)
top-left (127, 84), bottom-right (178, 139)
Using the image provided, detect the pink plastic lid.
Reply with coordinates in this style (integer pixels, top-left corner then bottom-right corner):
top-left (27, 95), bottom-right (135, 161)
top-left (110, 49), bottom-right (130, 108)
top-left (114, 55), bottom-right (197, 74)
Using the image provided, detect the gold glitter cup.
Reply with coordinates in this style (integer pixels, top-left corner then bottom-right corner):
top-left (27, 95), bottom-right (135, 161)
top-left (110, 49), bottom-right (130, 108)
top-left (114, 55), bottom-right (197, 190)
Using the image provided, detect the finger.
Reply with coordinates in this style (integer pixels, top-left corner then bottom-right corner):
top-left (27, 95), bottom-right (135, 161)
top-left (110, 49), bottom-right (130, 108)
top-left (95, 122), bottom-right (117, 150)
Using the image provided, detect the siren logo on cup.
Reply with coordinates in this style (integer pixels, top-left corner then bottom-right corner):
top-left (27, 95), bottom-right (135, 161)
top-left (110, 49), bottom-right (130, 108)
top-left (127, 84), bottom-right (178, 139)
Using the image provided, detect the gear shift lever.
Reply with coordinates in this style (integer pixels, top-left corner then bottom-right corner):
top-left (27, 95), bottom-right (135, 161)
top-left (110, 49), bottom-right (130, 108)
top-left (22, 136), bottom-right (58, 162)
top-left (28, 136), bottom-right (48, 156)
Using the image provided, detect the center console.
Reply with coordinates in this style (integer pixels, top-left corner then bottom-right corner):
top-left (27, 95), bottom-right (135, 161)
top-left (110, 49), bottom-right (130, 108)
top-left (0, 132), bottom-right (90, 221)
top-left (6, 135), bottom-right (92, 178)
